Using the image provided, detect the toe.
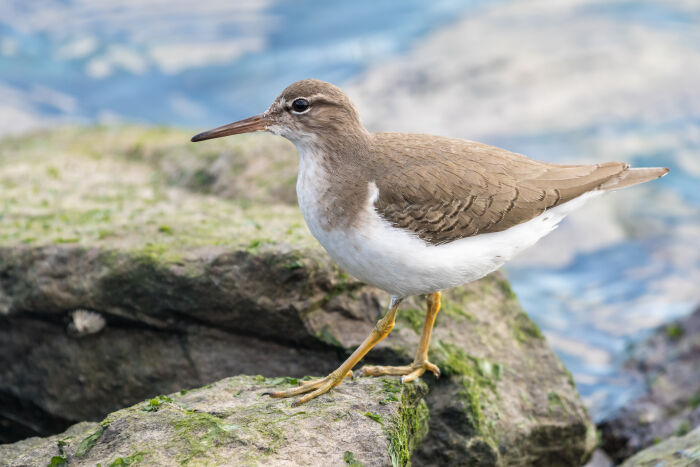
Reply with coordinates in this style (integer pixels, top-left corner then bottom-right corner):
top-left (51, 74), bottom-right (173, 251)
top-left (268, 378), bottom-right (325, 398)
top-left (400, 367), bottom-right (425, 384)
top-left (425, 362), bottom-right (440, 378)
top-left (292, 380), bottom-right (335, 406)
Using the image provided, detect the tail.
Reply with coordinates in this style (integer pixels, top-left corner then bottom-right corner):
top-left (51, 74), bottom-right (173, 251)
top-left (599, 166), bottom-right (669, 191)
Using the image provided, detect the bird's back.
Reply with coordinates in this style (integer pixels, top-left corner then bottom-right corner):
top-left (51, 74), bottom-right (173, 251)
top-left (369, 133), bottom-right (667, 245)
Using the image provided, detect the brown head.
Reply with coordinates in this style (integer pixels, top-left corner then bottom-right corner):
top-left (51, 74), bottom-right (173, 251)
top-left (191, 79), bottom-right (368, 148)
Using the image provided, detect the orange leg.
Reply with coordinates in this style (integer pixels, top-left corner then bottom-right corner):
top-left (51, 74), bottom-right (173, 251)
top-left (357, 292), bottom-right (441, 383)
top-left (265, 296), bottom-right (403, 406)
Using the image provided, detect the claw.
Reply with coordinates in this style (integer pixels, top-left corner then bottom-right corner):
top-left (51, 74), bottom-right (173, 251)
top-left (265, 372), bottom-right (348, 405)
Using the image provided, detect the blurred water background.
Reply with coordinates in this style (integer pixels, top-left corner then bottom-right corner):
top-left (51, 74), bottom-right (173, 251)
top-left (1, 0), bottom-right (698, 421)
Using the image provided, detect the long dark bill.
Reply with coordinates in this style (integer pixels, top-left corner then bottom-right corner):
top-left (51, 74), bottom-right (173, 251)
top-left (191, 114), bottom-right (268, 142)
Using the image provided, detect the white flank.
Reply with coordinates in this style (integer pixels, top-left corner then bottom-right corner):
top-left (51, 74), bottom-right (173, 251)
top-left (296, 148), bottom-right (602, 298)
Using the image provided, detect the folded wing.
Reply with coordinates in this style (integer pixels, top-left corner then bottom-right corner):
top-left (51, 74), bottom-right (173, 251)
top-left (371, 134), bottom-right (666, 245)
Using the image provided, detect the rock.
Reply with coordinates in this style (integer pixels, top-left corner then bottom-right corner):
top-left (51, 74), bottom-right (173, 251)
top-left (599, 306), bottom-right (700, 463)
top-left (0, 375), bottom-right (429, 466)
top-left (583, 449), bottom-right (613, 467)
top-left (0, 127), bottom-right (595, 464)
top-left (620, 425), bottom-right (700, 467)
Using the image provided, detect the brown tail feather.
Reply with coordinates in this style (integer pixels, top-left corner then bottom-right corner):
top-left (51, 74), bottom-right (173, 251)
top-left (599, 166), bottom-right (669, 191)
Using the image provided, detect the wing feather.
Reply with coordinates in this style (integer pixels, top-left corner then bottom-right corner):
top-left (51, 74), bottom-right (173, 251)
top-left (371, 133), bottom-right (627, 244)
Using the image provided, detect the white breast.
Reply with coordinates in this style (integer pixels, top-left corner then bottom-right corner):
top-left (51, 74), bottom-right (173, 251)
top-left (296, 149), bottom-right (602, 298)
top-left (296, 146), bottom-right (334, 238)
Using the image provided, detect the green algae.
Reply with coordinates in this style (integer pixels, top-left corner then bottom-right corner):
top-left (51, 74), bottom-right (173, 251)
top-left (47, 455), bottom-right (67, 467)
top-left (548, 391), bottom-right (568, 415)
top-left (0, 126), bottom-right (314, 256)
top-left (315, 325), bottom-right (344, 348)
top-left (108, 451), bottom-right (147, 466)
top-left (430, 340), bottom-right (502, 450)
top-left (512, 310), bottom-right (545, 343)
top-left (665, 323), bottom-right (683, 340)
top-left (690, 394), bottom-right (700, 410)
top-left (380, 378), bottom-right (402, 405)
top-left (4, 374), bottom-right (432, 467)
top-left (142, 395), bottom-right (174, 413)
top-left (344, 450), bottom-right (365, 467)
top-left (171, 412), bottom-right (239, 465)
top-left (398, 307), bottom-right (425, 333)
top-left (497, 279), bottom-right (518, 300)
top-left (439, 297), bottom-right (476, 322)
top-left (75, 425), bottom-right (106, 458)
top-left (386, 383), bottom-right (429, 467)
top-left (675, 420), bottom-right (691, 436)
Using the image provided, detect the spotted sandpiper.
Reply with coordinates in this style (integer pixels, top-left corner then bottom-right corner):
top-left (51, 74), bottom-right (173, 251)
top-left (191, 79), bottom-right (669, 406)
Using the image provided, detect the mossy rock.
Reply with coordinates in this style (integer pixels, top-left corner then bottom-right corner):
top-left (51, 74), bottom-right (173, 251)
top-left (0, 126), bottom-right (595, 464)
top-left (0, 125), bottom-right (308, 255)
top-left (0, 375), bottom-right (429, 466)
top-left (599, 306), bottom-right (700, 463)
top-left (620, 425), bottom-right (700, 466)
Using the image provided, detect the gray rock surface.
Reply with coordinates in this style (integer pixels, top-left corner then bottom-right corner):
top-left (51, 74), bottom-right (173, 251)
top-left (0, 375), bottom-right (429, 466)
top-left (0, 127), bottom-right (595, 465)
top-left (599, 306), bottom-right (700, 463)
top-left (620, 425), bottom-right (700, 467)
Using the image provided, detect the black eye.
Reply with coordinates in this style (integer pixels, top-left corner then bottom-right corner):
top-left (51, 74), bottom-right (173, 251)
top-left (291, 98), bottom-right (310, 113)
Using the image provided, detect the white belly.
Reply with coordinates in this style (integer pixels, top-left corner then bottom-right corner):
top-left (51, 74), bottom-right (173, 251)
top-left (297, 154), bottom-right (601, 298)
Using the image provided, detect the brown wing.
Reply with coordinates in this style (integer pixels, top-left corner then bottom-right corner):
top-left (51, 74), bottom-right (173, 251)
top-left (371, 133), bottom-right (627, 245)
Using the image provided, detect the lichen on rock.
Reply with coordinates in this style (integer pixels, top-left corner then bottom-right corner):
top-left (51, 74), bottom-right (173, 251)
top-left (0, 127), bottom-right (595, 464)
top-left (620, 425), bottom-right (700, 467)
top-left (599, 306), bottom-right (700, 463)
top-left (0, 376), bottom-right (428, 467)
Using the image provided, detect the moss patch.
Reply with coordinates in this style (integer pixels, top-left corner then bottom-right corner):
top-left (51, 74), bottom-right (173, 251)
top-left (497, 279), bottom-right (518, 300)
top-left (398, 308), bottom-right (424, 333)
top-left (75, 425), bottom-right (106, 458)
top-left (47, 455), bottom-right (67, 467)
top-left (171, 411), bottom-right (240, 465)
top-left (386, 383), bottom-right (430, 467)
top-left (0, 126), bottom-right (315, 258)
top-left (430, 340), bottom-right (502, 448)
top-left (440, 297), bottom-right (476, 322)
top-left (512, 311), bottom-right (545, 343)
top-left (142, 395), bottom-right (174, 413)
top-left (108, 451), bottom-right (147, 466)
top-left (380, 378), bottom-right (402, 406)
top-left (344, 450), bottom-right (365, 467)
top-left (315, 325), bottom-right (344, 348)
top-left (664, 323), bottom-right (683, 340)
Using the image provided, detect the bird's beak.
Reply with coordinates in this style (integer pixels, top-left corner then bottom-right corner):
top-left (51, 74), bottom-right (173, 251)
top-left (191, 114), bottom-right (268, 142)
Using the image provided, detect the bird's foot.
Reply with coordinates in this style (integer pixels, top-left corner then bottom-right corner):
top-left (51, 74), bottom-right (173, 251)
top-left (356, 360), bottom-right (440, 384)
top-left (264, 370), bottom-right (352, 406)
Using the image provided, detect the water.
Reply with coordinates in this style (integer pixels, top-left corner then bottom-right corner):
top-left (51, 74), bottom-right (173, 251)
top-left (0, 0), bottom-right (480, 130)
top-left (2, 0), bottom-right (698, 421)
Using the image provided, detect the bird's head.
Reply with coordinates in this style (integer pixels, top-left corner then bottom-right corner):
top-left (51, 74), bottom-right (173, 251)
top-left (191, 79), bottom-right (366, 148)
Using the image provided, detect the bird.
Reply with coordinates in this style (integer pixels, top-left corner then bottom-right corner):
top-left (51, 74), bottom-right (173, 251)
top-left (191, 79), bottom-right (669, 406)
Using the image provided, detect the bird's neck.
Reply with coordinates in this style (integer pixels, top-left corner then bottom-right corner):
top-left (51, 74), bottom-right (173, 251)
top-left (295, 127), bottom-right (371, 163)
top-left (294, 130), bottom-right (375, 231)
